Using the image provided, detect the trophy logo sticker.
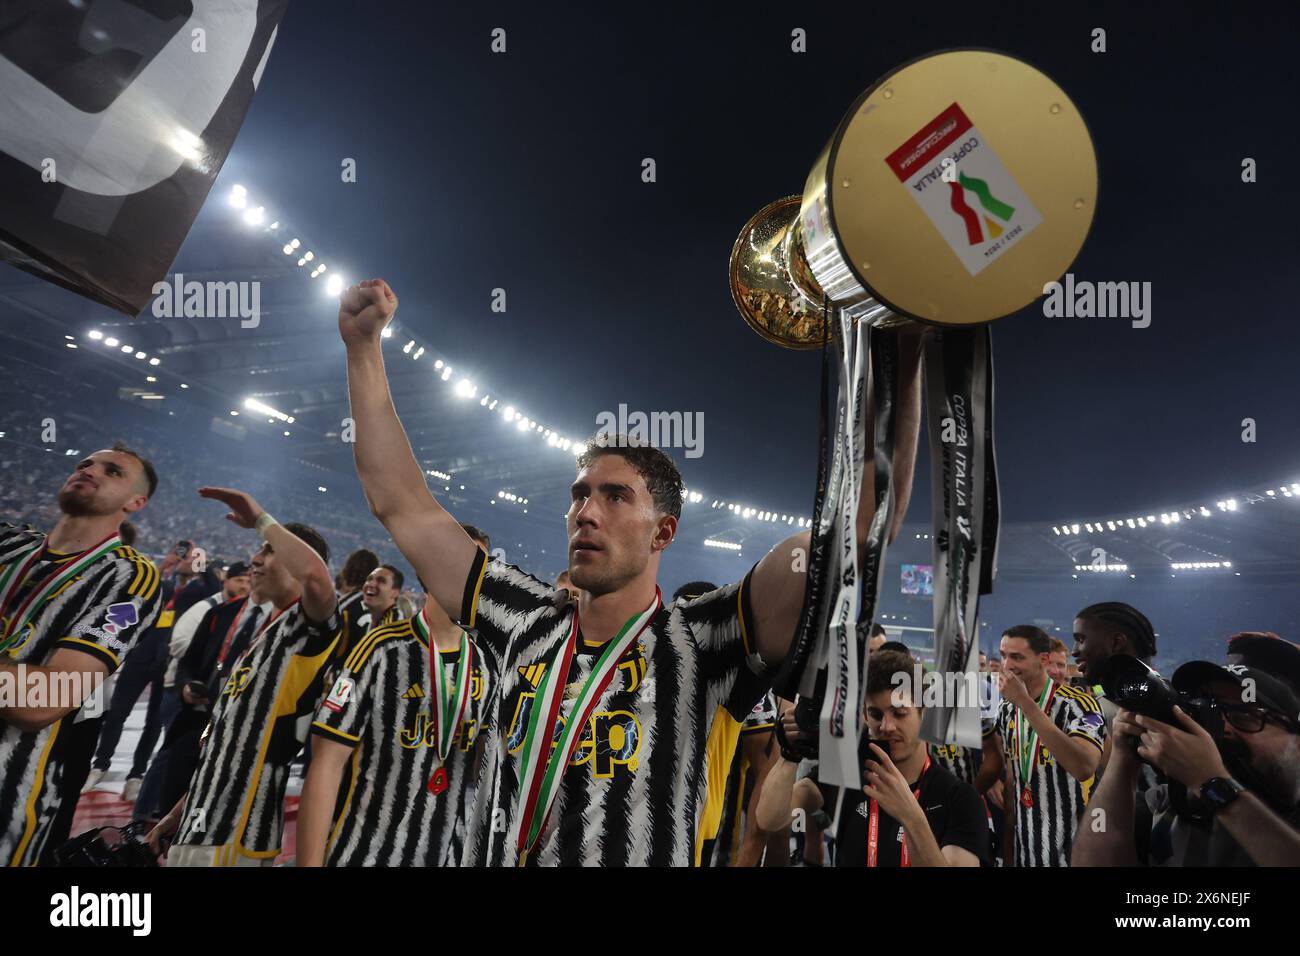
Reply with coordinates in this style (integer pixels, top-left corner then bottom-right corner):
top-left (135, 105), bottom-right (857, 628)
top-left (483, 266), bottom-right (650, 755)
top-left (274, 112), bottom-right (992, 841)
top-left (885, 103), bottom-right (1042, 277)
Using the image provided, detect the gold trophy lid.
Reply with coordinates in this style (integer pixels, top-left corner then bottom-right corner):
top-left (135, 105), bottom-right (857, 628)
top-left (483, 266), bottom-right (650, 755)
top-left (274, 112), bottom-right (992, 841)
top-left (806, 48), bottom-right (1098, 326)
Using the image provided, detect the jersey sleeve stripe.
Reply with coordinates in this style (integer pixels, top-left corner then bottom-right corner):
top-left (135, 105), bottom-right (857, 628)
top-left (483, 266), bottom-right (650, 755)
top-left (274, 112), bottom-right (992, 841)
top-left (460, 549), bottom-right (488, 627)
top-left (740, 721), bottom-right (774, 735)
top-left (311, 721), bottom-right (361, 744)
top-left (343, 623), bottom-right (407, 672)
top-left (1057, 686), bottom-right (1101, 713)
top-left (1068, 729), bottom-right (1105, 751)
top-left (56, 637), bottom-right (120, 669)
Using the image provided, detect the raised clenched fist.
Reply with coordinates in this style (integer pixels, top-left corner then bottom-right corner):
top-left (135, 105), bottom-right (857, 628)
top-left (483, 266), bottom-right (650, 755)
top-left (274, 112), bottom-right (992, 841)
top-left (338, 278), bottom-right (398, 345)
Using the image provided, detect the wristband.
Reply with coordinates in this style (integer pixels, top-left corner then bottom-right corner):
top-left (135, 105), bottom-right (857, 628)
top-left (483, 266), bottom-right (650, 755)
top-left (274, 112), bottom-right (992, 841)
top-left (254, 512), bottom-right (279, 539)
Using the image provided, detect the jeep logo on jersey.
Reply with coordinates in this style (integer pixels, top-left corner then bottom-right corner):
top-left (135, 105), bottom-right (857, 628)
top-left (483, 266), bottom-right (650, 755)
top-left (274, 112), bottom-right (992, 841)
top-left (0, 1), bottom-right (290, 314)
top-left (223, 666), bottom-right (253, 698)
top-left (400, 714), bottom-right (477, 752)
top-left (505, 704), bottom-right (643, 780)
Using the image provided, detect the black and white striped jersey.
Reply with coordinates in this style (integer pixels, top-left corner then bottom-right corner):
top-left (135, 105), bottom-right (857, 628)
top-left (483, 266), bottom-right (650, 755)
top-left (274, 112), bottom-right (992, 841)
top-left (0, 522), bottom-right (161, 866)
top-left (174, 599), bottom-right (341, 859)
top-left (335, 589), bottom-right (368, 663)
top-left (995, 683), bottom-right (1106, 867)
top-left (458, 551), bottom-right (769, 867)
top-left (927, 742), bottom-right (982, 787)
top-left (311, 617), bottom-right (495, 866)
top-left (698, 691), bottom-right (777, 867)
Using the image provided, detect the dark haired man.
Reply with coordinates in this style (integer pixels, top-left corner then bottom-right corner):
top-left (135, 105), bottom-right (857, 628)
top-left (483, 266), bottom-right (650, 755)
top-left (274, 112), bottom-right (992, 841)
top-left (0, 444), bottom-right (162, 865)
top-left (356, 564), bottom-right (404, 633)
top-left (754, 649), bottom-right (987, 866)
top-left (1071, 602), bottom-right (1158, 773)
top-left (335, 548), bottom-right (379, 661)
top-left (867, 623), bottom-right (887, 655)
top-left (976, 624), bottom-right (1106, 866)
top-left (1071, 601), bottom-right (1156, 689)
top-left (338, 278), bottom-right (924, 865)
top-left (148, 487), bottom-right (340, 866)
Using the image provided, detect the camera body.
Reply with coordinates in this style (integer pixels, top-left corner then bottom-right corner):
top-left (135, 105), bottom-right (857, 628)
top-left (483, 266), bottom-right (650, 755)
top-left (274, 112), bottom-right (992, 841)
top-left (1097, 656), bottom-right (1225, 824)
top-left (53, 822), bottom-right (159, 867)
top-left (1098, 656), bottom-right (1221, 738)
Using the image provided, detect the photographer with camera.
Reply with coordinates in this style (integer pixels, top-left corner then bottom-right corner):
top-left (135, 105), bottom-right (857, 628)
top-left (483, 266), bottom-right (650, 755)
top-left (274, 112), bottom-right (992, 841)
top-left (753, 649), bottom-right (987, 866)
top-left (1072, 657), bottom-right (1300, 866)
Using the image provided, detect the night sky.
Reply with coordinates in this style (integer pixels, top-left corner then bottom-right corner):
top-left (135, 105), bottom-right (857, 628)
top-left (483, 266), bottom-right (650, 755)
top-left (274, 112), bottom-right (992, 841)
top-left (205, 0), bottom-right (1300, 525)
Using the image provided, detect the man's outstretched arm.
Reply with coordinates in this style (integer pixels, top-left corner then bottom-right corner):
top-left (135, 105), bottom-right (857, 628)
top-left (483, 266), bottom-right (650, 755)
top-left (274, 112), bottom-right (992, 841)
top-left (339, 280), bottom-right (479, 620)
top-left (748, 326), bottom-right (926, 665)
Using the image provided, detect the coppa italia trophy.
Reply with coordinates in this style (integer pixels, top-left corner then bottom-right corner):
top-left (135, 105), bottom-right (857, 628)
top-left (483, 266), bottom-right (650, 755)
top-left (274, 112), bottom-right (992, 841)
top-left (729, 49), bottom-right (1097, 787)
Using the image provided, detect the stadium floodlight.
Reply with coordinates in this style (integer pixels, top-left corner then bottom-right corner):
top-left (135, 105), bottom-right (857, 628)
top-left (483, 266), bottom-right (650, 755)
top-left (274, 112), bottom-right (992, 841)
top-left (229, 184), bottom-right (247, 208)
top-left (441, 367), bottom-right (452, 381)
top-left (573, 443), bottom-right (586, 456)
top-left (325, 274), bottom-right (345, 296)
top-left (1071, 523), bottom-right (1080, 535)
top-left (243, 397), bottom-right (290, 422)
top-left (120, 345), bottom-right (133, 353)
top-left (1226, 499), bottom-right (1237, 511)
top-left (103, 337), bottom-right (118, 347)
top-left (290, 238), bottom-right (301, 249)
top-left (381, 327), bottom-right (393, 338)
top-left (454, 379), bottom-right (476, 399)
top-left (303, 251), bottom-right (314, 261)
top-left (88, 330), bottom-right (103, 340)
top-left (502, 405), bottom-right (514, 420)
top-left (243, 205), bottom-right (265, 226)
top-left (134, 351), bottom-right (146, 359)
top-left (1084, 523), bottom-right (1094, 533)
top-left (297, 258), bottom-right (306, 267)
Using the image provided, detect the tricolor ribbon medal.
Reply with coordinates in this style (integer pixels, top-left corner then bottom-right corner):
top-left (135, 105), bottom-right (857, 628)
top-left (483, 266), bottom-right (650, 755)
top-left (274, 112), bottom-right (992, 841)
top-left (414, 607), bottom-right (473, 796)
top-left (0, 531), bottom-right (122, 654)
top-left (513, 588), bottom-right (661, 866)
top-left (1014, 677), bottom-right (1055, 809)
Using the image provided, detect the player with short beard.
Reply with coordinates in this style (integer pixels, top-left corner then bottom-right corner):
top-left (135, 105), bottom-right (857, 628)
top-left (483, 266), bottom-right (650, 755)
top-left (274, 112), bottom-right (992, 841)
top-left (0, 443), bottom-right (163, 866)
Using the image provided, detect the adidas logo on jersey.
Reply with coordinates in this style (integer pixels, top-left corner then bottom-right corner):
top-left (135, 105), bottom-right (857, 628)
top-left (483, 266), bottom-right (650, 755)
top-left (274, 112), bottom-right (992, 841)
top-left (402, 682), bottom-right (424, 699)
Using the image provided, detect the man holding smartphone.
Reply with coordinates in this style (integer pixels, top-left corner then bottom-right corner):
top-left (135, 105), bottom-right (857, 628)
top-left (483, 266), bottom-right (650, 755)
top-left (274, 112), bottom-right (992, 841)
top-left (754, 649), bottom-right (988, 866)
